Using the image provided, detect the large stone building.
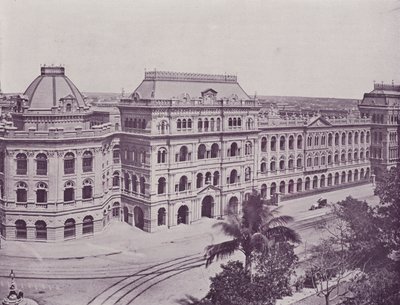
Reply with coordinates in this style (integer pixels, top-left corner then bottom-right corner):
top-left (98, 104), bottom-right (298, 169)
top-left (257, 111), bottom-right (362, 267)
top-left (0, 67), bottom-right (382, 242)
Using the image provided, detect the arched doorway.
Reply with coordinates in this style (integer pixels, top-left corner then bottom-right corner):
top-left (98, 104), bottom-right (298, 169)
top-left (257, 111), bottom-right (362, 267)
top-left (201, 195), bottom-right (214, 218)
top-left (228, 196), bottom-right (239, 215)
top-left (177, 205), bottom-right (189, 224)
top-left (134, 206), bottom-right (144, 230)
top-left (158, 208), bottom-right (166, 226)
top-left (123, 206), bottom-right (129, 223)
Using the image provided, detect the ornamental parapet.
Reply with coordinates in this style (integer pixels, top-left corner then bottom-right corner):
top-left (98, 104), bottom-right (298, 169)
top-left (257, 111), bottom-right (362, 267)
top-left (0, 123), bottom-right (116, 140)
top-left (258, 116), bottom-right (371, 127)
top-left (120, 98), bottom-right (258, 107)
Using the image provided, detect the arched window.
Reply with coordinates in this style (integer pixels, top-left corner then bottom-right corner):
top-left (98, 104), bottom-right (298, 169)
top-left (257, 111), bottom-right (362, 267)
top-left (288, 135), bottom-right (294, 150)
top-left (314, 156), bottom-right (319, 166)
top-left (328, 134), bottom-right (333, 146)
top-left (271, 137), bottom-right (277, 151)
top-left (280, 136), bottom-right (286, 150)
top-left (321, 135), bottom-right (326, 146)
top-left (113, 145), bottom-right (120, 163)
top-left (279, 158), bottom-right (285, 170)
top-left (124, 173), bottom-right (130, 191)
top-left (159, 120), bottom-right (168, 134)
top-left (205, 172), bottom-right (212, 184)
top-left (82, 151), bottom-right (93, 172)
top-left (36, 182), bottom-right (48, 203)
top-left (238, 118), bottom-right (242, 126)
top-left (296, 156), bottom-right (302, 168)
top-left (314, 135), bottom-right (319, 146)
top-left (341, 152), bottom-right (346, 162)
top-left (348, 132), bottom-right (353, 145)
top-left (113, 171), bottom-right (120, 187)
top-left (321, 155), bottom-right (326, 165)
top-left (178, 176), bottom-right (188, 192)
top-left (140, 177), bottom-right (146, 195)
top-left (82, 179), bottom-right (93, 199)
top-left (261, 137), bottom-right (267, 152)
top-left (64, 181), bottom-right (75, 202)
top-left (328, 153), bottom-right (333, 165)
top-left (270, 159), bottom-right (276, 171)
top-left (348, 170), bottom-right (353, 182)
top-left (142, 119), bottom-right (146, 129)
top-left (198, 118), bottom-right (203, 132)
top-left (279, 181), bottom-right (285, 194)
top-left (213, 171), bottom-right (220, 186)
top-left (112, 202), bottom-right (120, 217)
top-left (245, 167), bottom-right (251, 181)
top-left (229, 169), bottom-right (238, 184)
top-left (132, 175), bottom-right (138, 192)
top-left (297, 135), bottom-right (303, 149)
top-left (66, 103), bottom-right (72, 112)
top-left (16, 153), bottom-right (27, 175)
top-left (360, 131), bottom-right (365, 143)
top-left (198, 144), bottom-right (207, 160)
top-left (36, 153), bottom-right (47, 175)
top-left (245, 142), bottom-right (252, 155)
top-left (216, 118), bottom-right (221, 131)
top-left (312, 176), bottom-right (318, 189)
top-left (307, 156), bottom-right (312, 167)
top-left (15, 220), bottom-right (27, 239)
top-left (178, 146), bottom-right (189, 162)
top-left (177, 119), bottom-right (182, 130)
top-left (230, 142), bottom-right (239, 157)
top-left (157, 148), bottom-right (167, 163)
top-left (260, 161), bottom-right (267, 173)
top-left (210, 118), bottom-right (215, 131)
top-left (16, 182), bottom-right (28, 203)
top-left (82, 216), bottom-right (94, 235)
top-left (64, 152), bottom-right (75, 174)
top-left (297, 178), bottom-right (303, 192)
top-left (341, 133), bottom-right (346, 145)
top-left (288, 157), bottom-right (294, 169)
top-left (366, 131), bottom-right (370, 143)
top-left (196, 173), bottom-right (203, 188)
top-left (270, 182), bottom-right (277, 196)
top-left (35, 220), bottom-right (47, 240)
top-left (64, 218), bottom-right (76, 238)
top-left (261, 184), bottom-right (267, 198)
top-left (335, 133), bottom-right (339, 146)
top-left (204, 118), bottom-right (209, 132)
top-left (288, 180), bottom-right (294, 193)
top-left (354, 132), bottom-right (359, 144)
top-left (233, 118), bottom-right (237, 127)
top-left (334, 172), bottom-right (340, 185)
top-left (307, 136), bottom-right (312, 147)
top-left (141, 151), bottom-right (146, 164)
top-left (211, 143), bottom-right (219, 158)
top-left (188, 119), bottom-right (192, 129)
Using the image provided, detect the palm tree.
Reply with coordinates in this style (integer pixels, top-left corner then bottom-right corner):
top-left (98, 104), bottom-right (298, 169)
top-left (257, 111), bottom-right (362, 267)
top-left (205, 192), bottom-right (301, 280)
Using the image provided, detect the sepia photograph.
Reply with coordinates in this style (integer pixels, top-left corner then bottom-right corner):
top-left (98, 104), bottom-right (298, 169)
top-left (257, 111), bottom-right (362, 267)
top-left (0, 0), bottom-right (399, 305)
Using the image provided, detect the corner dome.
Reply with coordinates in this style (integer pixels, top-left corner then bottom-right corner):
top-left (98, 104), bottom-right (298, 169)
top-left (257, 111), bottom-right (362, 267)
top-left (23, 66), bottom-right (88, 112)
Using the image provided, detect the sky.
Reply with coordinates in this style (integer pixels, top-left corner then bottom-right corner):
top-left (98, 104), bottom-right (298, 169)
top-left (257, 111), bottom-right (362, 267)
top-left (1, 0), bottom-right (400, 99)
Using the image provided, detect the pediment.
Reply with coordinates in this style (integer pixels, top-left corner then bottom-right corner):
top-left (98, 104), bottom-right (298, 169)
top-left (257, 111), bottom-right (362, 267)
top-left (201, 88), bottom-right (218, 96)
top-left (307, 116), bottom-right (332, 127)
top-left (198, 184), bottom-right (221, 194)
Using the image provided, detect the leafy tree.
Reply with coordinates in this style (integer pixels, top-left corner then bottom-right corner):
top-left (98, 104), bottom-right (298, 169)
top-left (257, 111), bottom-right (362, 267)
top-left (204, 192), bottom-right (300, 280)
top-left (374, 167), bottom-right (400, 255)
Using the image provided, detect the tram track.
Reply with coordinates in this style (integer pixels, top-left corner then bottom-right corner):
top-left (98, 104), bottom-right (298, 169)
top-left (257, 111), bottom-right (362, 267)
top-left (87, 253), bottom-right (205, 305)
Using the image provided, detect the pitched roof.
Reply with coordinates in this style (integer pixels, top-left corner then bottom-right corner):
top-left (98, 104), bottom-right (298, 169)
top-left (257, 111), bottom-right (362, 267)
top-left (131, 71), bottom-right (250, 100)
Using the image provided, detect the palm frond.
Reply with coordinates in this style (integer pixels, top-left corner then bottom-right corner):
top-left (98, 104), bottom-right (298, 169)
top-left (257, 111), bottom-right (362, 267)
top-left (250, 232), bottom-right (269, 253)
top-left (264, 225), bottom-right (302, 243)
top-left (266, 215), bottom-right (295, 228)
top-left (204, 239), bottom-right (240, 267)
top-left (214, 221), bottom-right (242, 239)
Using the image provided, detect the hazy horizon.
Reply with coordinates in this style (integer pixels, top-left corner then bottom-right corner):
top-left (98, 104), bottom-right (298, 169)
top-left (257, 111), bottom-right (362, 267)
top-left (1, 0), bottom-right (400, 99)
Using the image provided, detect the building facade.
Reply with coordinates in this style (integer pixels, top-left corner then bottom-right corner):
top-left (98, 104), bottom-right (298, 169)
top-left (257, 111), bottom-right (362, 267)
top-left (0, 67), bottom-right (380, 242)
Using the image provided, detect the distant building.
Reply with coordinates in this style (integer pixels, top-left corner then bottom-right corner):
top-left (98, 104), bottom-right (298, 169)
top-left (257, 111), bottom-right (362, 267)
top-left (359, 83), bottom-right (400, 178)
top-left (0, 67), bottom-right (373, 242)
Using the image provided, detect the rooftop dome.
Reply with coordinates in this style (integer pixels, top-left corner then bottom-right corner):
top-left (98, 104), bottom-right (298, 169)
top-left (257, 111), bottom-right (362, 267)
top-left (23, 66), bottom-right (87, 112)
